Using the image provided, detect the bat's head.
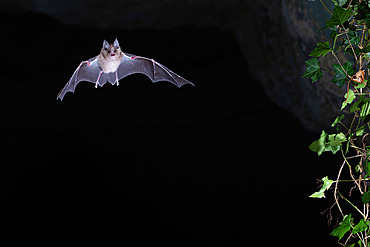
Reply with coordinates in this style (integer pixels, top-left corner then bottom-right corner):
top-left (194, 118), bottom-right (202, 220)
top-left (101, 38), bottom-right (122, 61)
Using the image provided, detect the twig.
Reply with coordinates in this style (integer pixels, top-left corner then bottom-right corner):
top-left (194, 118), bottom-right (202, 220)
top-left (338, 190), bottom-right (366, 218)
top-left (334, 160), bottom-right (346, 217)
top-left (341, 25), bottom-right (358, 61)
top-left (342, 147), bottom-right (363, 194)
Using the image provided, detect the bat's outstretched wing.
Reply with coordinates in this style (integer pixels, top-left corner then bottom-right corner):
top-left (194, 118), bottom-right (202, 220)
top-left (118, 53), bottom-right (194, 87)
top-left (57, 56), bottom-right (100, 101)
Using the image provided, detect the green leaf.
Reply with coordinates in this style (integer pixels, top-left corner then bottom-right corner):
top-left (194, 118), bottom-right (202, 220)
top-left (309, 42), bottom-right (332, 57)
top-left (345, 31), bottom-right (361, 46)
top-left (341, 89), bottom-right (356, 110)
top-left (331, 114), bottom-right (345, 127)
top-left (352, 219), bottom-right (369, 234)
top-left (302, 58), bottom-right (323, 82)
top-left (350, 96), bottom-right (366, 113)
top-left (326, 5), bottom-right (353, 27)
top-left (331, 0), bottom-right (347, 7)
top-left (365, 159), bottom-right (370, 177)
top-left (346, 89), bottom-right (356, 104)
top-left (327, 132), bottom-right (347, 154)
top-left (362, 191), bottom-right (370, 204)
top-left (332, 61), bottom-right (354, 88)
top-left (310, 176), bottom-right (334, 198)
top-left (309, 130), bottom-right (328, 156)
top-left (355, 126), bottom-right (366, 136)
top-left (309, 131), bottom-right (346, 155)
top-left (361, 101), bottom-right (370, 122)
top-left (356, 82), bottom-right (367, 89)
top-left (330, 214), bottom-right (352, 240)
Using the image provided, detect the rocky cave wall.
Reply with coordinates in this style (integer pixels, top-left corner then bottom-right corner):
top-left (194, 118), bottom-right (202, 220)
top-left (4, 0), bottom-right (343, 131)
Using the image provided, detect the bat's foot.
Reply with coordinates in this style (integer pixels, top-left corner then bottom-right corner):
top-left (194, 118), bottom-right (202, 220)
top-left (95, 71), bottom-right (103, 89)
top-left (115, 70), bottom-right (119, 86)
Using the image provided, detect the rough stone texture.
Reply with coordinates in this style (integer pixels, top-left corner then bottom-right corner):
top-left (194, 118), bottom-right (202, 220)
top-left (4, 0), bottom-right (343, 131)
top-left (237, 0), bottom-right (345, 131)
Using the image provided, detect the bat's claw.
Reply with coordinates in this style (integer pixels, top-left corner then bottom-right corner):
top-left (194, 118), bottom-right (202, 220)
top-left (116, 81), bottom-right (119, 86)
top-left (95, 82), bottom-right (98, 88)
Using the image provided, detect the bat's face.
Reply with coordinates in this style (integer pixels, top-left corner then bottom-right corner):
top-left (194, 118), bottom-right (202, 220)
top-left (101, 39), bottom-right (122, 61)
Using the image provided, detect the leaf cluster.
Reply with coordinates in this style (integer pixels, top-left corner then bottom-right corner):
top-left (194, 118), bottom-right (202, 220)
top-left (305, 1), bottom-right (370, 246)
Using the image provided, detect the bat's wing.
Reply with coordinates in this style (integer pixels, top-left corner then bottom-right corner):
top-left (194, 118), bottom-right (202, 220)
top-left (117, 53), bottom-right (194, 87)
top-left (57, 56), bottom-right (100, 101)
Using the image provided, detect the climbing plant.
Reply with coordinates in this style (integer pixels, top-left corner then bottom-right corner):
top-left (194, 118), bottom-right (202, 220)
top-left (304, 0), bottom-right (370, 246)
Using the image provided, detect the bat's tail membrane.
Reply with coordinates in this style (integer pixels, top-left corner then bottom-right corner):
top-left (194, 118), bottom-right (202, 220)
top-left (98, 73), bottom-right (115, 87)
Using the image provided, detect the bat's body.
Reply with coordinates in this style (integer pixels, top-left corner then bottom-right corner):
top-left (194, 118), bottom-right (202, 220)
top-left (57, 39), bottom-right (194, 100)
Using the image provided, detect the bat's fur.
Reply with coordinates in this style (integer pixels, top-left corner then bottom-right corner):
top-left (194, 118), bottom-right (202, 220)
top-left (98, 39), bottom-right (123, 73)
top-left (57, 38), bottom-right (194, 100)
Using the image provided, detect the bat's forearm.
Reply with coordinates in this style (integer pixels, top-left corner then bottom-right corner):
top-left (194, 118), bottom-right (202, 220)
top-left (57, 40), bottom-right (193, 101)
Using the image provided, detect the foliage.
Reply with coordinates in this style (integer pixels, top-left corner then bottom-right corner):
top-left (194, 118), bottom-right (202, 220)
top-left (304, 0), bottom-right (370, 246)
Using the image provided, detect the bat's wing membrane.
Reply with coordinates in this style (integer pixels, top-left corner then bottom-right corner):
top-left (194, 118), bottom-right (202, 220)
top-left (117, 53), bottom-right (194, 88)
top-left (57, 56), bottom-right (100, 100)
top-left (57, 53), bottom-right (194, 101)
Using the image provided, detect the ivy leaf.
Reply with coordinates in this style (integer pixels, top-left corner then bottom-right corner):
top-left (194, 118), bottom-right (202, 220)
top-left (360, 101), bottom-right (370, 122)
top-left (332, 61), bottom-right (354, 88)
top-left (352, 219), bottom-right (369, 234)
top-left (350, 96), bottom-right (366, 113)
top-left (356, 81), bottom-right (367, 89)
top-left (345, 31), bottom-right (361, 46)
top-left (309, 131), bottom-right (346, 155)
top-left (326, 5), bottom-right (353, 27)
top-left (355, 126), bottom-right (366, 136)
top-left (309, 130), bottom-right (328, 156)
top-left (331, 114), bottom-right (344, 127)
top-left (330, 214), bottom-right (352, 240)
top-left (331, 0), bottom-right (347, 7)
top-left (352, 96), bottom-right (370, 122)
top-left (365, 160), bottom-right (370, 178)
top-left (327, 132), bottom-right (346, 154)
top-left (302, 58), bottom-right (323, 82)
top-left (341, 89), bottom-right (356, 110)
top-left (310, 176), bottom-right (334, 198)
top-left (309, 42), bottom-right (332, 57)
top-left (362, 191), bottom-right (370, 204)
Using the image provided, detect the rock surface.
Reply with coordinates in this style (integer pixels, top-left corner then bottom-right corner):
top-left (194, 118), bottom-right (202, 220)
top-left (4, 0), bottom-right (342, 130)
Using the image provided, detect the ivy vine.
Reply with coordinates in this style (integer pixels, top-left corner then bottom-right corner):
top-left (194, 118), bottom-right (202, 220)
top-left (304, 0), bottom-right (370, 246)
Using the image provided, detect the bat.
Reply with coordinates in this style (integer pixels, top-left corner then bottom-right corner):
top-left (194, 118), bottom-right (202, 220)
top-left (57, 38), bottom-right (194, 100)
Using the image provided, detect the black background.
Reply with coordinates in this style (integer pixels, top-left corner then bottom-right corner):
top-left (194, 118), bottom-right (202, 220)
top-left (1, 11), bottom-right (341, 246)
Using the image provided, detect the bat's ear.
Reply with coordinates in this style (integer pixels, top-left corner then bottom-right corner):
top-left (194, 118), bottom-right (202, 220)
top-left (103, 40), bottom-right (110, 50)
top-left (113, 38), bottom-right (120, 48)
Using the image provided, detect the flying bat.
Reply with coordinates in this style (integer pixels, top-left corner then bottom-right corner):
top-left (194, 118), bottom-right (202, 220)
top-left (57, 38), bottom-right (194, 100)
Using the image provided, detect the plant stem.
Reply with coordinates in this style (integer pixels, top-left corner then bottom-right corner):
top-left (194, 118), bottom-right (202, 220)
top-left (319, 0), bottom-right (332, 15)
top-left (338, 190), bottom-right (366, 218)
